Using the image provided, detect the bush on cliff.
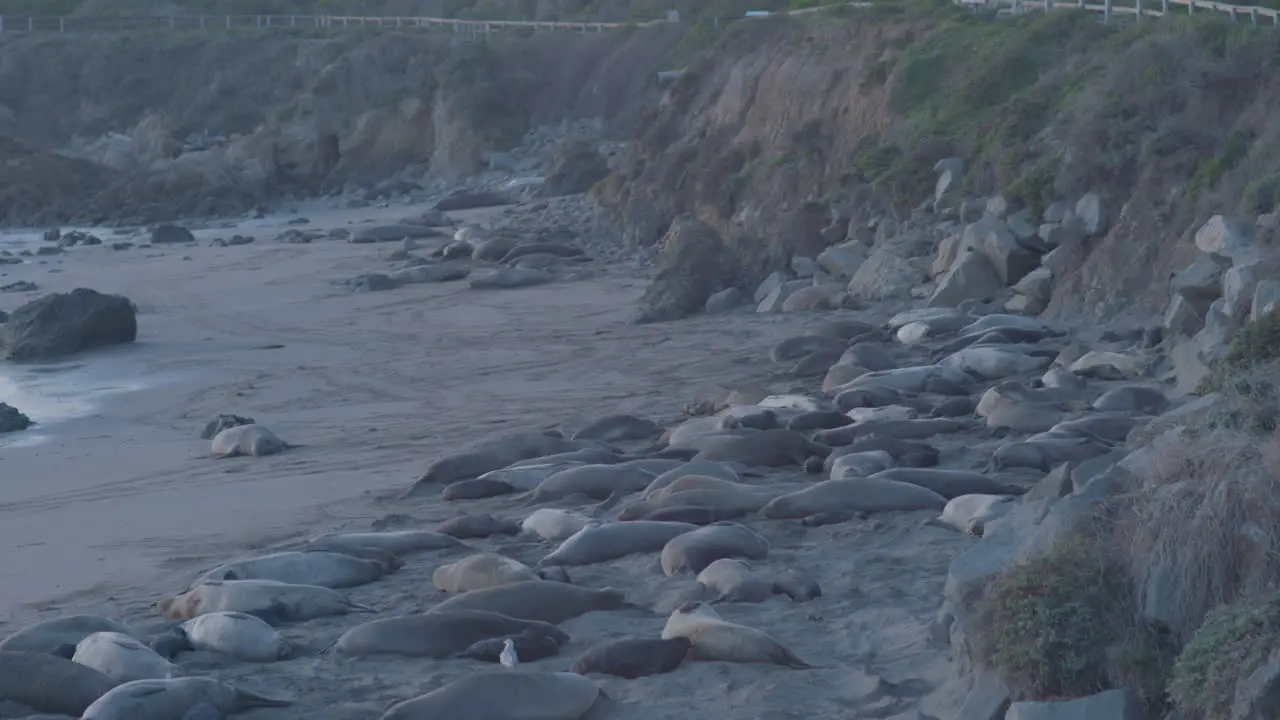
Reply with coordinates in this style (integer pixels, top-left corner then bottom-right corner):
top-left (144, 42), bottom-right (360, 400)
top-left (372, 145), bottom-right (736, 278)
top-left (1169, 592), bottom-right (1280, 720)
top-left (1198, 309), bottom-right (1280, 401)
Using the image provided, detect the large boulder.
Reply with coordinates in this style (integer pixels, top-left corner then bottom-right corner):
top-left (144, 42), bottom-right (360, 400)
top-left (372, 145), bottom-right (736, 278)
top-left (0, 402), bottom-right (32, 433)
top-left (542, 138), bottom-right (609, 197)
top-left (635, 216), bottom-right (730, 323)
top-left (1, 288), bottom-right (138, 361)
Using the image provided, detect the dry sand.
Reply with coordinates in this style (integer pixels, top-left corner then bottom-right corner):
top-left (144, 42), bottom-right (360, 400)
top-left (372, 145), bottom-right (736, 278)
top-left (0, 200), bottom-right (970, 719)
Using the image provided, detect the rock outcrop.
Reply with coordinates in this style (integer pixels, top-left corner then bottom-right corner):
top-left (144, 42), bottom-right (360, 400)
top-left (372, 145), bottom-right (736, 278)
top-left (1, 288), bottom-right (138, 361)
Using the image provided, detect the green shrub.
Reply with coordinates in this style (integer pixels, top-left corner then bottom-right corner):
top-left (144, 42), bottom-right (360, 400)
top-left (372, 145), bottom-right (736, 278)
top-left (1243, 173), bottom-right (1280, 215)
top-left (1169, 592), bottom-right (1280, 720)
top-left (975, 537), bottom-right (1131, 700)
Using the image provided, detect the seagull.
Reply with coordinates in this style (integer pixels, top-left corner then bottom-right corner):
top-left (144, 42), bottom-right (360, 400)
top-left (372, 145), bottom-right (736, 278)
top-left (499, 637), bottom-right (519, 668)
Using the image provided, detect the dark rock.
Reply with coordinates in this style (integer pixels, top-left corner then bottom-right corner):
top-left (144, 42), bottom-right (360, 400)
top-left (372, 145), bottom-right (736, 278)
top-left (150, 224), bottom-right (196, 244)
top-left (212, 235), bottom-right (254, 247)
top-left (109, 242), bottom-right (133, 251)
top-left (0, 402), bottom-right (32, 433)
top-left (200, 413), bottom-right (256, 440)
top-left (1, 288), bottom-right (137, 361)
top-left (635, 216), bottom-right (731, 324)
top-left (42, 227), bottom-right (60, 242)
top-left (433, 189), bottom-right (516, 212)
top-left (542, 138), bottom-right (610, 197)
top-left (0, 281), bottom-right (37, 293)
top-left (347, 274), bottom-right (401, 293)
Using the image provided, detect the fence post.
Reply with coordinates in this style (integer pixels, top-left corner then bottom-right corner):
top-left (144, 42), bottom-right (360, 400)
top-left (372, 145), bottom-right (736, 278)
top-left (27, 16), bottom-right (33, 31)
top-left (1252, 7), bottom-right (1258, 23)
top-left (1230, 6), bottom-right (1237, 21)
top-left (1161, 0), bottom-right (1167, 14)
top-left (1136, 0), bottom-right (1142, 20)
top-left (226, 15), bottom-right (231, 28)
top-left (1103, 0), bottom-right (1111, 21)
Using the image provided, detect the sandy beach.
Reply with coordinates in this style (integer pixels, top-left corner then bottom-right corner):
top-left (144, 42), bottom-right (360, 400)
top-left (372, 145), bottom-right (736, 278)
top-left (0, 197), bottom-right (981, 719)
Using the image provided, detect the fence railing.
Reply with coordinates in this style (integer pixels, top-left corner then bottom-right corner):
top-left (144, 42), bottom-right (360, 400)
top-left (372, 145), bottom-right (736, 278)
top-left (0, 0), bottom-right (1275, 36)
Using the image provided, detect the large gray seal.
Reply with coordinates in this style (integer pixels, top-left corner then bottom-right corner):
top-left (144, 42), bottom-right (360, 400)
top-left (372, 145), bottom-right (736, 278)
top-left (0, 615), bottom-right (131, 654)
top-left (158, 579), bottom-right (375, 622)
top-left (759, 478), bottom-right (946, 518)
top-left (404, 432), bottom-right (601, 497)
top-left (661, 602), bottom-right (817, 669)
top-left (864, 468), bottom-right (1024, 499)
top-left (0, 650), bottom-right (118, 715)
top-left (570, 637), bottom-right (691, 678)
top-left (693, 429), bottom-right (830, 467)
top-left (379, 671), bottom-right (603, 720)
top-left (71, 632), bottom-right (179, 684)
top-left (540, 521), bottom-right (697, 567)
top-left (329, 611), bottom-right (568, 658)
top-left (81, 677), bottom-right (291, 720)
top-left (192, 550), bottom-right (394, 589)
top-left (659, 522), bottom-right (769, 576)
top-left (428, 581), bottom-right (625, 625)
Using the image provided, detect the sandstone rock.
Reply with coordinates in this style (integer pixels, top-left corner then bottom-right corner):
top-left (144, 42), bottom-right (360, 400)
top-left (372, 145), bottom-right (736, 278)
top-left (782, 284), bottom-right (843, 312)
top-left (1195, 214), bottom-right (1252, 261)
top-left (1006, 688), bottom-right (1141, 720)
top-left (1193, 298), bottom-right (1237, 366)
top-left (1012, 267), bottom-right (1053, 302)
top-left (636, 217), bottom-right (731, 323)
top-left (1074, 192), bottom-right (1108, 236)
top-left (961, 216), bottom-right (1039, 285)
top-left (848, 252), bottom-right (925, 301)
top-left (150, 223), bottom-right (195, 244)
top-left (816, 242), bottom-right (865, 278)
top-left (1171, 254), bottom-right (1226, 301)
top-left (1163, 294), bottom-right (1209, 339)
top-left (1043, 201), bottom-right (1070, 223)
top-left (541, 138), bottom-right (609, 197)
top-left (704, 287), bottom-right (744, 314)
top-left (934, 157), bottom-right (964, 202)
top-left (1251, 279), bottom-right (1280, 322)
top-left (1, 288), bottom-right (137, 361)
top-left (1040, 246), bottom-right (1071, 278)
top-left (758, 279), bottom-right (811, 312)
top-left (929, 251), bottom-right (1004, 308)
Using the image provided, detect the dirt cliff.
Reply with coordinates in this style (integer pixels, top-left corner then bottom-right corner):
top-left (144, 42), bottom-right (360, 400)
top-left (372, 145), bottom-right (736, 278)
top-left (0, 22), bottom-right (681, 226)
top-left (595, 2), bottom-right (1280, 324)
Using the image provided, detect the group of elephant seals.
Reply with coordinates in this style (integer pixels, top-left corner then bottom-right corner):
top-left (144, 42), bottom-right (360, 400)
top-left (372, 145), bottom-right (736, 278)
top-left (81, 676), bottom-right (292, 720)
top-left (329, 610), bottom-right (568, 658)
top-left (379, 671), bottom-right (603, 720)
top-left (209, 423), bottom-right (290, 458)
top-left (661, 602), bottom-right (817, 669)
top-left (159, 579), bottom-right (376, 622)
top-left (570, 636), bottom-right (692, 678)
top-left (428, 580), bottom-right (626, 625)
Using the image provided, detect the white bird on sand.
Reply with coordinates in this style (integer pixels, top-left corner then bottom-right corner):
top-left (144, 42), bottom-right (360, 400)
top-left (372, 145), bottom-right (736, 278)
top-left (499, 637), bottom-right (519, 668)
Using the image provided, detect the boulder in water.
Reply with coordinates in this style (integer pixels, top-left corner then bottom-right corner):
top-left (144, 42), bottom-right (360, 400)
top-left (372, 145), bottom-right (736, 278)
top-left (0, 402), bottom-right (32, 433)
top-left (1, 288), bottom-right (137, 361)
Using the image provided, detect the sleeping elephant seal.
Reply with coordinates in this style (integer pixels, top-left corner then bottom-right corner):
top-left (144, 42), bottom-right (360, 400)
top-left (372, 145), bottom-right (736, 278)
top-left (428, 581), bottom-right (625, 625)
top-left (521, 508), bottom-right (593, 542)
top-left (432, 553), bottom-right (540, 594)
top-left (693, 429), bottom-right (829, 467)
top-left (158, 579), bottom-right (375, 622)
top-left (864, 468), bottom-right (1023, 500)
top-left (760, 478), bottom-right (946, 518)
top-left (81, 677), bottom-right (291, 720)
top-left (570, 637), bottom-right (691, 678)
top-left (0, 651), bottom-right (118, 716)
top-left (330, 611), bottom-right (568, 658)
top-left (661, 602), bottom-right (817, 669)
top-left (177, 612), bottom-right (291, 662)
top-left (926, 494), bottom-right (1016, 536)
top-left (571, 414), bottom-right (663, 442)
top-left (525, 464), bottom-right (655, 504)
top-left (456, 627), bottom-right (565, 663)
top-left (695, 559), bottom-right (822, 604)
top-left (72, 632), bottom-right (179, 683)
top-left (303, 529), bottom-right (462, 556)
top-left (436, 513), bottom-right (523, 539)
top-left (403, 432), bottom-right (599, 498)
top-left (209, 424), bottom-right (290, 458)
top-left (660, 522), bottom-right (769, 576)
top-left (379, 671), bottom-right (603, 720)
top-left (443, 477), bottom-right (518, 501)
top-left (640, 460), bottom-right (742, 499)
top-left (0, 615), bottom-right (132, 654)
top-left (540, 521), bottom-right (697, 567)
top-left (192, 551), bottom-right (393, 589)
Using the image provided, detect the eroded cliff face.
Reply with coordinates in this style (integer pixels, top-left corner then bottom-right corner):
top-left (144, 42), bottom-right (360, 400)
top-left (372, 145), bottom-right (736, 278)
top-left (0, 23), bottom-right (683, 225)
top-left (597, 6), bottom-right (1280, 324)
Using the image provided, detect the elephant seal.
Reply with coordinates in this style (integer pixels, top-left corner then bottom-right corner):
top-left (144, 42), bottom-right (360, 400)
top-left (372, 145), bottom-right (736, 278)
top-left (0, 615), bottom-right (131, 654)
top-left (787, 410), bottom-right (853, 431)
top-left (640, 460), bottom-right (742, 499)
top-left (826, 437), bottom-right (940, 470)
top-left (571, 637), bottom-right (691, 678)
top-left (828, 450), bottom-right (895, 480)
top-left (72, 632), bottom-right (178, 683)
top-left (864, 468), bottom-right (1023, 500)
top-left (814, 418), bottom-right (970, 447)
top-left (433, 553), bottom-right (539, 593)
top-left (990, 434), bottom-right (1114, 472)
top-left (660, 522), bottom-right (770, 576)
top-left (695, 559), bottom-right (822, 604)
top-left (81, 677), bottom-right (291, 720)
top-left (0, 651), bottom-right (118, 715)
top-left (457, 628), bottom-right (564, 663)
top-left (572, 414), bottom-right (663, 442)
top-left (304, 529), bottom-right (462, 556)
top-left (404, 432), bottom-right (597, 496)
top-left (521, 508), bottom-right (592, 542)
top-left (379, 671), bottom-right (602, 720)
top-left (178, 612), bottom-right (291, 662)
top-left (760, 478), bottom-right (947, 518)
top-left (479, 463), bottom-right (585, 492)
top-left (330, 611), bottom-right (567, 658)
top-left (771, 335), bottom-right (845, 363)
top-left (661, 602), bottom-right (817, 669)
top-left (436, 513), bottom-right (523, 539)
top-left (443, 477), bottom-right (517, 501)
top-left (159, 579), bottom-right (374, 622)
top-left (501, 242), bottom-right (584, 262)
top-left (429, 581), bottom-right (625, 625)
top-left (525, 464), bottom-right (655, 504)
top-left (209, 424), bottom-right (289, 458)
top-left (640, 505), bottom-right (751, 524)
top-left (619, 488), bottom-right (781, 520)
top-left (693, 429), bottom-right (829, 467)
top-left (926, 494), bottom-right (1016, 536)
top-left (192, 551), bottom-right (393, 589)
top-left (540, 521), bottom-right (697, 567)
top-left (507, 449), bottom-right (623, 468)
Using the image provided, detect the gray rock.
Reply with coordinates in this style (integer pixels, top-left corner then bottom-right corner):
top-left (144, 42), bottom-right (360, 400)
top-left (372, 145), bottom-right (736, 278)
top-left (541, 138), bottom-right (609, 197)
top-left (1004, 293), bottom-right (1045, 315)
top-left (757, 279), bottom-right (810, 312)
top-left (985, 195), bottom-right (1010, 219)
top-left (790, 255), bottom-right (823, 278)
top-left (704, 287), bottom-right (745, 314)
top-left (1, 288), bottom-right (137, 361)
top-left (1224, 262), bottom-right (1262, 323)
top-left (1171, 254), bottom-right (1226, 301)
top-left (931, 232), bottom-right (963, 279)
top-left (1195, 214), bottom-right (1252, 262)
top-left (816, 243), bottom-right (866, 279)
top-left (0, 402), bottom-right (32, 433)
top-left (1170, 335), bottom-right (1213, 394)
top-left (934, 157), bottom-right (964, 202)
top-left (150, 223), bottom-right (195, 244)
top-left (847, 233), bottom-right (928, 301)
top-left (1163, 294), bottom-right (1209, 339)
top-left (929, 251), bottom-right (1004, 308)
top-left (1005, 688), bottom-right (1141, 720)
top-left (1193, 298), bottom-right (1238, 365)
top-left (1251, 279), bottom-right (1280, 322)
top-left (1043, 201), bottom-right (1070, 223)
top-left (960, 198), bottom-right (988, 223)
top-left (754, 271), bottom-right (790, 303)
top-left (961, 216), bottom-right (1039, 285)
top-left (1074, 192), bottom-right (1108, 236)
top-left (1005, 210), bottom-right (1037, 243)
top-left (1012, 267), bottom-right (1053, 302)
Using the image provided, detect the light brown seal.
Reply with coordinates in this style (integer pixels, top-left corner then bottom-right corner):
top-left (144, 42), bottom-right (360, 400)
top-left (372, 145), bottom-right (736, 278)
top-left (660, 602), bottom-right (818, 669)
top-left (428, 581), bottom-right (625, 625)
top-left (209, 424), bottom-right (290, 458)
top-left (660, 522), bottom-right (770, 576)
top-left (432, 553), bottom-right (539, 594)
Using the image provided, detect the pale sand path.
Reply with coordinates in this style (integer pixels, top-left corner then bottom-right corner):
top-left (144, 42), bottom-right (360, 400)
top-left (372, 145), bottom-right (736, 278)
top-left (0, 201), bottom-right (804, 625)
